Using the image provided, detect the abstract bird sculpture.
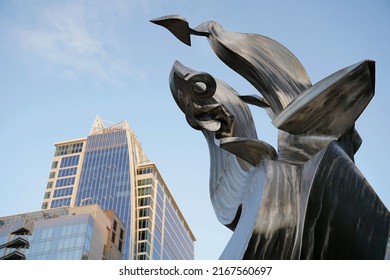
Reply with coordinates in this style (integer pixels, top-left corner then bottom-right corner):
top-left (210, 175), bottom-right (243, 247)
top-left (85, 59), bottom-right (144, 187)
top-left (152, 15), bottom-right (390, 259)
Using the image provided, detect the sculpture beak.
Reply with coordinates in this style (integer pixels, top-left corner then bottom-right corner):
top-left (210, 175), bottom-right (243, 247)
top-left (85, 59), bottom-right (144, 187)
top-left (169, 61), bottom-right (191, 111)
top-left (150, 15), bottom-right (193, 46)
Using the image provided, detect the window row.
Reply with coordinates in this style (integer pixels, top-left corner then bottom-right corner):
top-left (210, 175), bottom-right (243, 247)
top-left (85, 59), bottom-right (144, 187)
top-left (137, 186), bottom-right (152, 196)
top-left (138, 229), bottom-right (151, 242)
top-left (138, 207), bottom-right (151, 218)
top-left (137, 241), bottom-right (150, 254)
top-left (58, 167), bottom-right (77, 178)
top-left (60, 155), bottom-right (80, 168)
top-left (31, 220), bottom-right (93, 242)
top-left (137, 178), bottom-right (153, 186)
top-left (51, 197), bottom-right (71, 208)
top-left (137, 167), bottom-right (153, 175)
top-left (53, 187), bottom-right (73, 198)
top-left (29, 236), bottom-right (85, 255)
top-left (56, 177), bottom-right (75, 188)
top-left (55, 143), bottom-right (83, 156)
top-left (138, 197), bottom-right (152, 207)
top-left (138, 218), bottom-right (151, 230)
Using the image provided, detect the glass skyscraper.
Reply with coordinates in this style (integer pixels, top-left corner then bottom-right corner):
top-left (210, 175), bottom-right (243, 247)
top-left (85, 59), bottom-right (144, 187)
top-left (41, 116), bottom-right (195, 260)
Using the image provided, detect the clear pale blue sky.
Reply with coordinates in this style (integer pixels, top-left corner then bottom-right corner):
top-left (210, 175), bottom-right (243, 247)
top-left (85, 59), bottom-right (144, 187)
top-left (0, 0), bottom-right (389, 259)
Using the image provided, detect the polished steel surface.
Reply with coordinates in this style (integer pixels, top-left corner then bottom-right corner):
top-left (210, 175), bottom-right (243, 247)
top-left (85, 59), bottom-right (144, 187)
top-left (152, 15), bottom-right (390, 259)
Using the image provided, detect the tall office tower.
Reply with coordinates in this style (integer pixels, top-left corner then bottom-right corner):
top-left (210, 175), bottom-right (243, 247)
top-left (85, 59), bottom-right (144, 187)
top-left (41, 116), bottom-right (195, 260)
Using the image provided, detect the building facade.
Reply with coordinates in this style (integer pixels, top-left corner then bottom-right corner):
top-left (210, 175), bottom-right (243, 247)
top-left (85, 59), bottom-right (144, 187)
top-left (42, 137), bottom-right (86, 210)
top-left (40, 116), bottom-right (195, 260)
top-left (0, 205), bottom-right (124, 260)
top-left (135, 163), bottom-right (194, 260)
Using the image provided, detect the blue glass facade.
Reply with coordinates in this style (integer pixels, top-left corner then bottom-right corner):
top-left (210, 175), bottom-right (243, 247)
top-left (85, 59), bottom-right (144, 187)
top-left (25, 214), bottom-right (93, 260)
top-left (163, 195), bottom-right (194, 259)
top-left (75, 130), bottom-right (133, 259)
top-left (0, 206), bottom-right (124, 260)
top-left (156, 181), bottom-right (194, 259)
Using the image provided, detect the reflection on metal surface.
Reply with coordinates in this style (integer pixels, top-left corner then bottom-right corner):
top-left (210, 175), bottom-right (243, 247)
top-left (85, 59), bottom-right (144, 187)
top-left (152, 15), bottom-right (390, 259)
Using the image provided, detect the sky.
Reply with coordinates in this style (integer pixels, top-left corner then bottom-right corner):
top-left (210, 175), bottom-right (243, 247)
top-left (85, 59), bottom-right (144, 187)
top-left (0, 0), bottom-right (389, 260)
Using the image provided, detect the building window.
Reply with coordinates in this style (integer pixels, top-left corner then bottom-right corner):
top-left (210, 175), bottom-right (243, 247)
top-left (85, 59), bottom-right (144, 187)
top-left (138, 229), bottom-right (151, 242)
top-left (137, 178), bottom-right (153, 186)
top-left (138, 219), bottom-right (150, 230)
top-left (139, 208), bottom-right (150, 218)
top-left (118, 228), bottom-right (124, 253)
top-left (49, 172), bottom-right (56, 179)
top-left (137, 167), bottom-right (153, 175)
top-left (52, 161), bottom-right (58, 169)
top-left (111, 231), bottom-right (116, 243)
top-left (44, 192), bottom-right (51, 199)
top-left (47, 182), bottom-right (53, 189)
top-left (113, 220), bottom-right (117, 232)
top-left (55, 177), bottom-right (76, 188)
top-left (118, 240), bottom-right (123, 253)
top-left (138, 197), bottom-right (151, 207)
top-left (137, 186), bottom-right (152, 196)
top-left (50, 197), bottom-right (71, 208)
top-left (53, 187), bottom-right (73, 198)
top-left (41, 202), bottom-right (48, 209)
top-left (55, 143), bottom-right (83, 156)
top-left (137, 242), bottom-right (150, 254)
top-left (58, 167), bottom-right (77, 177)
top-left (60, 155), bottom-right (80, 168)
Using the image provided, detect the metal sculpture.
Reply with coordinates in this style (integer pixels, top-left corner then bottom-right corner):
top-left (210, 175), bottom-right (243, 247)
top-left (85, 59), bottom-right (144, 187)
top-left (151, 15), bottom-right (390, 259)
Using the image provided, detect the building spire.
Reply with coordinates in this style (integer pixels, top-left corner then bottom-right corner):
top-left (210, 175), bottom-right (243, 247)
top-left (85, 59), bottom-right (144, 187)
top-left (89, 115), bottom-right (105, 135)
